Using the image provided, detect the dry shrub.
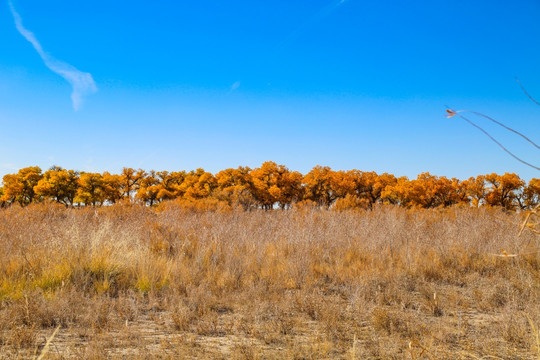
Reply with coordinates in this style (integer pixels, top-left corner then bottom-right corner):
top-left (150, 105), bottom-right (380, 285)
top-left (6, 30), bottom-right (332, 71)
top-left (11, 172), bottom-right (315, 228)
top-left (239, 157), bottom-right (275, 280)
top-left (5, 325), bottom-right (37, 350)
top-left (0, 203), bottom-right (537, 358)
top-left (171, 302), bottom-right (197, 332)
top-left (157, 197), bottom-right (232, 213)
top-left (500, 313), bottom-right (530, 347)
top-left (333, 194), bottom-right (369, 211)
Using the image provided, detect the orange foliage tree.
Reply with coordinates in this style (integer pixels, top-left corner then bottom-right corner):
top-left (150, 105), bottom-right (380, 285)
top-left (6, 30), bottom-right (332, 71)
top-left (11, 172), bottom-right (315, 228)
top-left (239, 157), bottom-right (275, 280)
top-left (353, 171), bottom-right (397, 208)
top-left (34, 166), bottom-right (79, 206)
top-left (521, 178), bottom-right (540, 209)
top-left (120, 168), bottom-right (146, 200)
top-left (484, 173), bottom-right (525, 210)
top-left (179, 169), bottom-right (217, 200)
top-left (250, 161), bottom-right (303, 210)
top-left (75, 173), bottom-right (106, 206)
top-left (382, 173), bottom-right (467, 208)
top-left (102, 172), bottom-right (123, 204)
top-left (1, 166), bottom-right (43, 206)
top-left (463, 175), bottom-right (488, 208)
top-left (155, 171), bottom-right (185, 202)
top-left (303, 166), bottom-right (337, 208)
top-left (136, 170), bottom-right (161, 206)
top-left (215, 166), bottom-right (255, 209)
top-left (0, 164), bottom-right (537, 211)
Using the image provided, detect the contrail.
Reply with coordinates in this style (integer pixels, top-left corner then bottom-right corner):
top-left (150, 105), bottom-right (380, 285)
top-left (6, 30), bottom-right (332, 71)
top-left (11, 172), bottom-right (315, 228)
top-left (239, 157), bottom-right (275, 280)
top-left (8, 1), bottom-right (97, 110)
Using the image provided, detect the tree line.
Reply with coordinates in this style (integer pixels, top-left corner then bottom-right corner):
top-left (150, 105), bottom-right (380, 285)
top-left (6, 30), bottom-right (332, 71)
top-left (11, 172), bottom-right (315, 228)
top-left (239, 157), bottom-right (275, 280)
top-left (0, 162), bottom-right (538, 210)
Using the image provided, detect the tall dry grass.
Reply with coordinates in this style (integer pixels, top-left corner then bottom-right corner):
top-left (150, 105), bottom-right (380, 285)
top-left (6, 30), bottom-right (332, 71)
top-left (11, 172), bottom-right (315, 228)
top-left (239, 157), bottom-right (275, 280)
top-left (0, 203), bottom-right (538, 359)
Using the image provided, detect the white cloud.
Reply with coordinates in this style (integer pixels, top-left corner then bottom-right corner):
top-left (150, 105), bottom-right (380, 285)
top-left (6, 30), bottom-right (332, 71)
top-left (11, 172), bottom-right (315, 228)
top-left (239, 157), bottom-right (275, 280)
top-left (230, 81), bottom-right (241, 91)
top-left (9, 2), bottom-right (97, 111)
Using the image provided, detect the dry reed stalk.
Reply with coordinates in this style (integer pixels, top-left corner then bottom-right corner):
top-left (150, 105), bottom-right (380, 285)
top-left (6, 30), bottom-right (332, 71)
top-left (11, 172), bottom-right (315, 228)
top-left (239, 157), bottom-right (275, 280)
top-left (34, 325), bottom-right (60, 360)
top-left (525, 313), bottom-right (540, 360)
top-left (520, 204), bottom-right (540, 236)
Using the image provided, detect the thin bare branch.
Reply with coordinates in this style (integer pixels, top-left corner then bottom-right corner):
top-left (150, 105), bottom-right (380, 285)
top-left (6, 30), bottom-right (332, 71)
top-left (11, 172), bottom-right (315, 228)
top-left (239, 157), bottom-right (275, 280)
top-left (456, 113), bottom-right (540, 171)
top-left (516, 78), bottom-right (540, 106)
top-left (464, 110), bottom-right (540, 151)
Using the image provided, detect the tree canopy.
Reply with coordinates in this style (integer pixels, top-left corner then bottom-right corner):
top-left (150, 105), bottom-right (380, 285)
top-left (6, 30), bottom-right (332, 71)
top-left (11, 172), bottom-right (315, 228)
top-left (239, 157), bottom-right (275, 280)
top-left (0, 163), bottom-right (537, 211)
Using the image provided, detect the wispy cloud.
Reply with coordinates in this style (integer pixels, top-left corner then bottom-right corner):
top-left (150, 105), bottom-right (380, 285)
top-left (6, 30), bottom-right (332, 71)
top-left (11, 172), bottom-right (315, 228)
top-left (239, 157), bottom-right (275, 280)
top-left (8, 1), bottom-right (97, 111)
top-left (230, 81), bottom-right (241, 91)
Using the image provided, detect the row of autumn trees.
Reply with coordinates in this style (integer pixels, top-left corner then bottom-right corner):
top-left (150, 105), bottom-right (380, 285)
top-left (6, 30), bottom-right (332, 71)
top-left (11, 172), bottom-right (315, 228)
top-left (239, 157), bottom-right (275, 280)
top-left (0, 162), bottom-right (539, 211)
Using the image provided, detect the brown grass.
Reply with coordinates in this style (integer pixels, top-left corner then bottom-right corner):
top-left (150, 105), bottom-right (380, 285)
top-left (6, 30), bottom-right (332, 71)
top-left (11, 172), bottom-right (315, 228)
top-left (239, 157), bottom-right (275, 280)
top-left (0, 202), bottom-right (538, 359)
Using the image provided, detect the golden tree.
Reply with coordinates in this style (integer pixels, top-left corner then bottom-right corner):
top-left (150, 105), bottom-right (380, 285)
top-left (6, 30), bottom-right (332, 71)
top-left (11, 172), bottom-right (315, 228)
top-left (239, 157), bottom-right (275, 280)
top-left (329, 170), bottom-right (356, 198)
top-left (120, 167), bottom-right (146, 200)
top-left (276, 167), bottom-right (303, 209)
top-left (246, 162), bottom-right (279, 209)
top-left (421, 173), bottom-right (463, 208)
top-left (102, 172), bottom-right (123, 204)
top-left (328, 170), bottom-right (400, 209)
top-left (155, 171), bottom-right (185, 201)
top-left (34, 167), bottom-right (79, 206)
top-left (136, 170), bottom-right (161, 206)
top-left (250, 161), bottom-right (302, 209)
top-left (348, 171), bottom-right (398, 208)
top-left (326, 170), bottom-right (368, 209)
top-left (303, 165), bottom-right (337, 208)
top-left (380, 173), bottom-right (447, 208)
top-left (451, 177), bottom-right (471, 205)
top-left (215, 166), bottom-right (255, 209)
top-left (484, 173), bottom-right (525, 210)
top-left (521, 178), bottom-right (540, 209)
top-left (380, 176), bottom-right (409, 207)
top-left (75, 172), bottom-right (106, 206)
top-left (463, 175), bottom-right (488, 208)
top-left (1, 166), bottom-right (43, 206)
top-left (178, 169), bottom-right (217, 200)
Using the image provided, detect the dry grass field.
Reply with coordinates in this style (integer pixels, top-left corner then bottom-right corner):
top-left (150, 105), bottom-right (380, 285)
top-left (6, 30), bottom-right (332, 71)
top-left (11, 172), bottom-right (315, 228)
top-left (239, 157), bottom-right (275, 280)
top-left (0, 203), bottom-right (539, 359)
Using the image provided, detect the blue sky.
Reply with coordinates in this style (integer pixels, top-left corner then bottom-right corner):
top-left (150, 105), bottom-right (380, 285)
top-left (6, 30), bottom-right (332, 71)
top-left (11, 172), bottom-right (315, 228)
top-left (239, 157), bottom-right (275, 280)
top-left (1, 0), bottom-right (539, 180)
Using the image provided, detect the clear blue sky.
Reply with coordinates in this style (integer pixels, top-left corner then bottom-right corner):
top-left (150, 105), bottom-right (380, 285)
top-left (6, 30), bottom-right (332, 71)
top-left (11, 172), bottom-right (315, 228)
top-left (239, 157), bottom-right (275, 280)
top-left (1, 0), bottom-right (539, 180)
